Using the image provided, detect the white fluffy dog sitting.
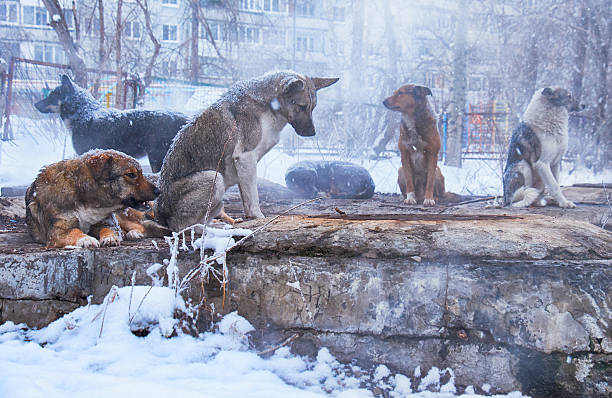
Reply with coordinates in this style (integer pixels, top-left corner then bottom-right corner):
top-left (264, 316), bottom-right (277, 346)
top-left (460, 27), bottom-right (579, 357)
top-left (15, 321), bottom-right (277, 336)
top-left (503, 88), bottom-right (583, 208)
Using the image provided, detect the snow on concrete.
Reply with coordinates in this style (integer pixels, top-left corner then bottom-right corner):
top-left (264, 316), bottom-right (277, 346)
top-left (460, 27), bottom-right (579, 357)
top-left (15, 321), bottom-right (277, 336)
top-left (0, 284), bottom-right (529, 398)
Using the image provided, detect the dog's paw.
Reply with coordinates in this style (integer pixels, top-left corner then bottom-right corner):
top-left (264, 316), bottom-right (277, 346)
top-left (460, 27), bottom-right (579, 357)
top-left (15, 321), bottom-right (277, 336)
top-left (100, 233), bottom-right (121, 247)
top-left (125, 229), bottom-right (144, 240)
top-left (75, 236), bottom-right (100, 248)
top-left (232, 217), bottom-right (244, 224)
top-left (423, 198), bottom-right (436, 207)
top-left (403, 192), bottom-right (417, 205)
top-left (247, 210), bottom-right (265, 219)
top-left (559, 200), bottom-right (576, 209)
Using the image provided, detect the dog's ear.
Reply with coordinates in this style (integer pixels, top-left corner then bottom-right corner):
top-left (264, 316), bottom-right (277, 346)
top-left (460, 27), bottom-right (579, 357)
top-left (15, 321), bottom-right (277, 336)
top-left (311, 77), bottom-right (339, 91)
top-left (87, 153), bottom-right (114, 181)
top-left (413, 85), bottom-right (432, 97)
top-left (281, 77), bottom-right (305, 94)
top-left (60, 74), bottom-right (75, 94)
top-left (542, 87), bottom-right (554, 97)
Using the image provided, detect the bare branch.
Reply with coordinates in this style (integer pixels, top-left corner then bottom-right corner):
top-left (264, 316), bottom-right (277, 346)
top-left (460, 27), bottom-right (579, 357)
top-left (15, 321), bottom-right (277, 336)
top-left (41, 0), bottom-right (88, 85)
top-left (135, 0), bottom-right (162, 87)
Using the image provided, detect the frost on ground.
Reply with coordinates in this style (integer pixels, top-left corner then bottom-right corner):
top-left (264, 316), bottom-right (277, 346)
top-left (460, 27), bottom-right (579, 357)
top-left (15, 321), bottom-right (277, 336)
top-left (0, 286), bottom-right (528, 398)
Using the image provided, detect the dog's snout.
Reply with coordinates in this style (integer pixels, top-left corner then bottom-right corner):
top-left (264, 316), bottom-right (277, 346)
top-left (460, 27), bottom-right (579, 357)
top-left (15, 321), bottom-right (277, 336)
top-left (382, 99), bottom-right (390, 108)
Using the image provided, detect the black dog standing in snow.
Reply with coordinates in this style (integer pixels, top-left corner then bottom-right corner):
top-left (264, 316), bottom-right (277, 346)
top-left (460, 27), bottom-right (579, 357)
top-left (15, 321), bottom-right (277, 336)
top-left (34, 75), bottom-right (188, 172)
top-left (285, 160), bottom-right (375, 199)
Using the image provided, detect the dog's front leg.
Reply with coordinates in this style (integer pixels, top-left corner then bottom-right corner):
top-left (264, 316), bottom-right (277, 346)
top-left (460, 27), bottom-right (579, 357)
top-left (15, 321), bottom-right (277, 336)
top-left (423, 151), bottom-right (438, 206)
top-left (90, 216), bottom-right (122, 246)
top-left (47, 218), bottom-right (100, 248)
top-left (534, 161), bottom-right (575, 208)
top-left (233, 151), bottom-right (265, 219)
top-left (399, 147), bottom-right (417, 205)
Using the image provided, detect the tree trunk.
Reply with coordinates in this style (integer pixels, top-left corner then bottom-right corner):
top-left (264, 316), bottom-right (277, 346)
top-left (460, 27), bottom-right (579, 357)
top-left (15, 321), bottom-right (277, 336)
top-left (570, 3), bottom-right (587, 102)
top-left (343, 0), bottom-right (364, 155)
top-left (446, 0), bottom-right (467, 167)
top-left (136, 0), bottom-right (162, 89)
top-left (114, 0), bottom-right (123, 108)
top-left (190, 0), bottom-right (200, 82)
top-left (41, 0), bottom-right (88, 86)
top-left (519, 27), bottom-right (539, 110)
top-left (372, 0), bottom-right (400, 155)
top-left (98, 0), bottom-right (105, 66)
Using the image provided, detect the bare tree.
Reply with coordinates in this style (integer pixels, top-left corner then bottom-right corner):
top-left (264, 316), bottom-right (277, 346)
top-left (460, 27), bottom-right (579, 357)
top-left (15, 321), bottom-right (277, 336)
top-left (114, 0), bottom-right (124, 108)
top-left (446, 0), bottom-right (468, 167)
top-left (41, 0), bottom-right (88, 85)
top-left (188, 0), bottom-right (200, 81)
top-left (135, 0), bottom-right (162, 88)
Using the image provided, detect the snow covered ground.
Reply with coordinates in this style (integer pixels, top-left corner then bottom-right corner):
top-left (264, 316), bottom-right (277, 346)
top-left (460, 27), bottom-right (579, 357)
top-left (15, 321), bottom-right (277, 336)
top-left (1, 124), bottom-right (610, 196)
top-left (0, 285), bottom-right (527, 398)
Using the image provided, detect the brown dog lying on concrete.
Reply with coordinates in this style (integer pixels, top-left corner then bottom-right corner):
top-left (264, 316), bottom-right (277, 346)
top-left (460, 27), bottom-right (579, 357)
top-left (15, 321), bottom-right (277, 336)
top-left (383, 84), bottom-right (446, 206)
top-left (25, 150), bottom-right (160, 248)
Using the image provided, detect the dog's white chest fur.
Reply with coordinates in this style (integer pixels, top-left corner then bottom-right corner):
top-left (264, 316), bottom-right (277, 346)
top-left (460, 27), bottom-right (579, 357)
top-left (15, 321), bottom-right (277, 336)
top-left (254, 111), bottom-right (286, 160)
top-left (524, 98), bottom-right (570, 163)
top-left (72, 206), bottom-right (118, 231)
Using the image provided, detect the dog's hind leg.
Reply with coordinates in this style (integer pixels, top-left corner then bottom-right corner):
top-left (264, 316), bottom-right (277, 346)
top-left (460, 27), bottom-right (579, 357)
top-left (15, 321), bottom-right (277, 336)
top-left (164, 171), bottom-right (226, 232)
top-left (511, 187), bottom-right (541, 207)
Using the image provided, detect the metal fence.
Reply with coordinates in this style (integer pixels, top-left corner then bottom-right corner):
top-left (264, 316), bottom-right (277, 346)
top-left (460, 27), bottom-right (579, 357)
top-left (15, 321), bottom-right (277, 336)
top-left (0, 57), bottom-right (521, 162)
top-left (463, 101), bottom-right (511, 157)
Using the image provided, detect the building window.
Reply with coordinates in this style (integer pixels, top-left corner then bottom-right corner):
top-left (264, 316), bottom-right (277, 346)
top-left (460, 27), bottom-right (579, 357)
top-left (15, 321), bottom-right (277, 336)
top-left (238, 25), bottom-right (260, 44)
top-left (296, 35), bottom-right (316, 52)
top-left (263, 28), bottom-right (285, 46)
top-left (162, 0), bottom-right (178, 5)
top-left (263, 0), bottom-right (281, 12)
top-left (34, 43), bottom-right (65, 64)
top-left (296, 0), bottom-right (315, 17)
top-left (335, 41), bottom-right (344, 55)
top-left (0, 2), bottom-right (18, 24)
top-left (23, 6), bottom-right (48, 26)
top-left (332, 6), bottom-right (344, 21)
top-left (162, 60), bottom-right (177, 76)
top-left (239, 0), bottom-right (261, 12)
top-left (162, 24), bottom-right (177, 41)
top-left (202, 21), bottom-right (225, 41)
top-left (63, 9), bottom-right (74, 29)
top-left (124, 21), bottom-right (141, 39)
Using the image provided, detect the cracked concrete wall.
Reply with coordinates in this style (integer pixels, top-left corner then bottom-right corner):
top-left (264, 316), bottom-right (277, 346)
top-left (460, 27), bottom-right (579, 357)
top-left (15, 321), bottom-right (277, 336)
top-left (0, 214), bottom-right (611, 397)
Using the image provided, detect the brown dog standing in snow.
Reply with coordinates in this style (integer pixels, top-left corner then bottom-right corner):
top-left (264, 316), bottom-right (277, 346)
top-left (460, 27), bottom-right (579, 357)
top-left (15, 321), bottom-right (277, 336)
top-left (25, 150), bottom-right (160, 248)
top-left (383, 84), bottom-right (445, 206)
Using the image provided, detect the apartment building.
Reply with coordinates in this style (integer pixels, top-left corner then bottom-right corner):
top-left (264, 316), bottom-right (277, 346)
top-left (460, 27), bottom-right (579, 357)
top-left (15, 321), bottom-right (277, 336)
top-left (1, 0), bottom-right (511, 112)
top-left (0, 1), bottom-right (346, 81)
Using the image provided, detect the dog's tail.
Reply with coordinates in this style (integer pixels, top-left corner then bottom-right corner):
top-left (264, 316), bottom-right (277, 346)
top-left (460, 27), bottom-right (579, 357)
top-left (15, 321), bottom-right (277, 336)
top-left (439, 191), bottom-right (465, 204)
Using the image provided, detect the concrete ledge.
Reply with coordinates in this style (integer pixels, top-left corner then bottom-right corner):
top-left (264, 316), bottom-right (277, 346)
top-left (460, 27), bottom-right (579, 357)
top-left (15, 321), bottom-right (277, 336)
top-left (0, 202), bottom-right (611, 396)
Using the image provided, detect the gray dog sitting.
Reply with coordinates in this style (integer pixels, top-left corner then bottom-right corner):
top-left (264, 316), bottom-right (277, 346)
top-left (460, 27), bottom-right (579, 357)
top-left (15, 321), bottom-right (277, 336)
top-left (156, 71), bottom-right (338, 231)
top-left (285, 160), bottom-right (375, 199)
